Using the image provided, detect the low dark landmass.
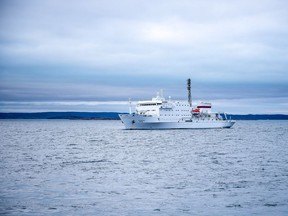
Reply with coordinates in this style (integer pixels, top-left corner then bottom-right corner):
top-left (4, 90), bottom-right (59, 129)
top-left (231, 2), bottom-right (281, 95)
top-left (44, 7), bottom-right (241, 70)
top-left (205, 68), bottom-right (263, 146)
top-left (0, 112), bottom-right (121, 120)
top-left (0, 112), bottom-right (288, 120)
top-left (226, 114), bottom-right (288, 120)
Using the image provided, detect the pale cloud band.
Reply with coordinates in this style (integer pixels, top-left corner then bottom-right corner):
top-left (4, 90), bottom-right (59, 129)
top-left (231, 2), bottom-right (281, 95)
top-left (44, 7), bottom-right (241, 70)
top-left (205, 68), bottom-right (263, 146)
top-left (1, 97), bottom-right (287, 114)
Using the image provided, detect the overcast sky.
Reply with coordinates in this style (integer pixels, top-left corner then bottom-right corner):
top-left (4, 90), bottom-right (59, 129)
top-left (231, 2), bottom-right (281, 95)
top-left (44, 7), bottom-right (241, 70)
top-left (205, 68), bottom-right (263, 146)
top-left (0, 0), bottom-right (288, 113)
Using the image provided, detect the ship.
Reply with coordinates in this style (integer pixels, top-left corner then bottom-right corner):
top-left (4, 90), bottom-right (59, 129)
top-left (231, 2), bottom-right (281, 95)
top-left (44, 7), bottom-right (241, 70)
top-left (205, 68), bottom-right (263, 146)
top-left (119, 79), bottom-right (235, 130)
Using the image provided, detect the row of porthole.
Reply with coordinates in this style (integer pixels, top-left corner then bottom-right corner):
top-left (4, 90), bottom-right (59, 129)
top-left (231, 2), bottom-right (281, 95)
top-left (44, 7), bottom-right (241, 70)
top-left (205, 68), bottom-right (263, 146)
top-left (160, 114), bottom-right (190, 116)
top-left (162, 110), bottom-right (190, 112)
top-left (176, 104), bottom-right (189, 106)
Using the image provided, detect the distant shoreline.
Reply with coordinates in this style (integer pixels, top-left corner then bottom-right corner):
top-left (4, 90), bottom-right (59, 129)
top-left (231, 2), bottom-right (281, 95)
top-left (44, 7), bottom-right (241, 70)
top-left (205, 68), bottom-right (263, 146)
top-left (0, 112), bottom-right (288, 120)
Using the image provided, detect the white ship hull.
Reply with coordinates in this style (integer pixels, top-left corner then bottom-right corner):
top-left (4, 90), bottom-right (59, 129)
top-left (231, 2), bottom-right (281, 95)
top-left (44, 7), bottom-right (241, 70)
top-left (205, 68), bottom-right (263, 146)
top-left (119, 114), bottom-right (235, 130)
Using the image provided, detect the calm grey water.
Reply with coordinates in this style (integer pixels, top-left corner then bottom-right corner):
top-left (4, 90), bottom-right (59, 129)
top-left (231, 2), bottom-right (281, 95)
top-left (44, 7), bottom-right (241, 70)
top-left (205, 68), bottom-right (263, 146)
top-left (0, 120), bottom-right (287, 216)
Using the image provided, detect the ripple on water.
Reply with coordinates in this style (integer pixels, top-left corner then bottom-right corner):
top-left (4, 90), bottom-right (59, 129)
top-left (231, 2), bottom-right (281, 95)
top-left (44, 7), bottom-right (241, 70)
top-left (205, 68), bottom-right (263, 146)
top-left (0, 120), bottom-right (288, 216)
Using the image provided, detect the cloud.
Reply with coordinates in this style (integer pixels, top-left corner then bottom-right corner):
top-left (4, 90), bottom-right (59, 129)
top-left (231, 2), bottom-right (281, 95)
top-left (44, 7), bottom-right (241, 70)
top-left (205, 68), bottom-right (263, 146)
top-left (0, 101), bottom-right (131, 113)
top-left (0, 0), bottom-right (288, 113)
top-left (211, 97), bottom-right (288, 114)
top-left (2, 1), bottom-right (288, 67)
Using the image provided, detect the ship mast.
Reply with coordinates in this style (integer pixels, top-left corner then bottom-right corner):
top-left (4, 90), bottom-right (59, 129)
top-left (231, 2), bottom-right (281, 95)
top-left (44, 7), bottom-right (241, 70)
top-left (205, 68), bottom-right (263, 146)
top-left (187, 78), bottom-right (192, 107)
top-left (128, 98), bottom-right (132, 114)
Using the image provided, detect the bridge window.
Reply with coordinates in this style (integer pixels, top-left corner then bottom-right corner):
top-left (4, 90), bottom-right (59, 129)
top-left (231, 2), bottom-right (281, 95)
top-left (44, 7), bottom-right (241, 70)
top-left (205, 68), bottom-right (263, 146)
top-left (139, 103), bottom-right (162, 106)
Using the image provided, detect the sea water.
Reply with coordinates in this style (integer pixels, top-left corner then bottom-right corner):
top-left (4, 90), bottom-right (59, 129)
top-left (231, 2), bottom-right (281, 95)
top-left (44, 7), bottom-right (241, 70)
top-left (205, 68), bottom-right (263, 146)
top-left (0, 120), bottom-right (287, 215)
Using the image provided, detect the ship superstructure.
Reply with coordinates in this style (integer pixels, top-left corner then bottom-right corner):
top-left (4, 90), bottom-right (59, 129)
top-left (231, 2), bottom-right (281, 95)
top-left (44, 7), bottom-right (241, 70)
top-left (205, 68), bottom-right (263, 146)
top-left (119, 79), bottom-right (235, 130)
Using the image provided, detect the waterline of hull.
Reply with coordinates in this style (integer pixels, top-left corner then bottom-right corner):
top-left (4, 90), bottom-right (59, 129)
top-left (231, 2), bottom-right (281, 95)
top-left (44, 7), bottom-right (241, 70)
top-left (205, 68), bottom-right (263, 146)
top-left (119, 114), bottom-right (235, 130)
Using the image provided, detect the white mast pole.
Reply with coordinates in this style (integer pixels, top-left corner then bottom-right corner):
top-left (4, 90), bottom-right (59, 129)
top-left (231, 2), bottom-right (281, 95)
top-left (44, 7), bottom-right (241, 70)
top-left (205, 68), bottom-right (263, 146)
top-left (128, 98), bottom-right (132, 114)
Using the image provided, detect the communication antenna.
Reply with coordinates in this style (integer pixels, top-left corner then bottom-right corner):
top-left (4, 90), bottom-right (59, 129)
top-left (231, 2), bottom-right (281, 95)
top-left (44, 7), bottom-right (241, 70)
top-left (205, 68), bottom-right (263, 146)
top-left (187, 78), bottom-right (192, 107)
